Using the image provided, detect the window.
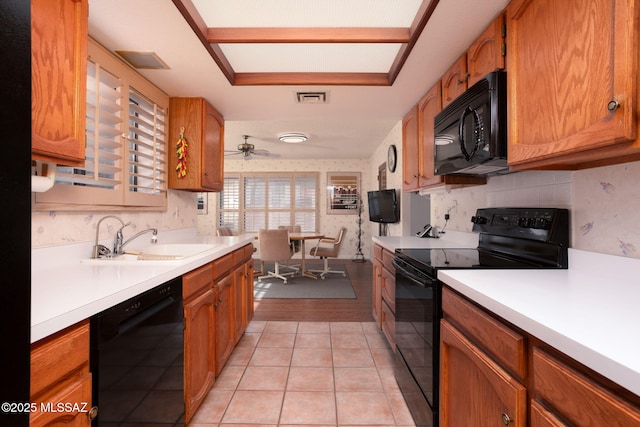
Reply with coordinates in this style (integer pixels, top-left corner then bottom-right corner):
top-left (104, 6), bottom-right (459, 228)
top-left (34, 38), bottom-right (168, 210)
top-left (218, 173), bottom-right (319, 232)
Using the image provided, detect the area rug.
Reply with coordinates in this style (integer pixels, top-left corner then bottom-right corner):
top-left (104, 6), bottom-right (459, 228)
top-left (254, 264), bottom-right (356, 299)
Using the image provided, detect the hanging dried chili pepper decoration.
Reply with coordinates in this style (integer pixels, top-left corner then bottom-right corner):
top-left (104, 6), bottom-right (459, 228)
top-left (176, 126), bottom-right (188, 178)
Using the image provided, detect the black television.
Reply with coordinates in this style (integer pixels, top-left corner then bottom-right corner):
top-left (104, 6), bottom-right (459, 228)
top-left (367, 189), bottom-right (399, 223)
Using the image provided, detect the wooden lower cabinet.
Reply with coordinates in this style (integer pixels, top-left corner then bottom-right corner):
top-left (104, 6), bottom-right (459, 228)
top-left (215, 272), bottom-right (235, 376)
top-left (183, 263), bottom-right (215, 423)
top-left (182, 244), bottom-right (255, 421)
top-left (30, 320), bottom-right (96, 427)
top-left (440, 319), bottom-right (527, 427)
top-left (531, 347), bottom-right (640, 426)
top-left (372, 244), bottom-right (395, 348)
top-left (441, 286), bottom-right (640, 427)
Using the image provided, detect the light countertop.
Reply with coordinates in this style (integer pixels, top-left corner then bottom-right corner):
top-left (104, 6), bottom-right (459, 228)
top-left (31, 229), bottom-right (254, 343)
top-left (372, 230), bottom-right (479, 253)
top-left (439, 249), bottom-right (640, 397)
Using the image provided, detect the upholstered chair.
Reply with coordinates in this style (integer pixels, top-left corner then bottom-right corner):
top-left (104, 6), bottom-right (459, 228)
top-left (257, 229), bottom-right (297, 284)
top-left (309, 227), bottom-right (347, 279)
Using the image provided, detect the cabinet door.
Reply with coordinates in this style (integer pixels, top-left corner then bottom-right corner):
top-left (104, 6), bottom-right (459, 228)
top-left (215, 274), bottom-right (235, 375)
top-left (184, 288), bottom-right (215, 423)
top-left (506, 0), bottom-right (637, 168)
top-left (30, 373), bottom-right (93, 427)
top-left (372, 257), bottom-right (383, 328)
top-left (233, 263), bottom-right (247, 343)
top-left (31, 0), bottom-right (88, 166)
top-left (532, 347), bottom-right (640, 426)
top-left (202, 102), bottom-right (224, 190)
top-left (402, 105), bottom-right (420, 191)
top-left (440, 319), bottom-right (527, 427)
top-left (467, 14), bottom-right (505, 87)
top-left (417, 82), bottom-right (443, 188)
top-left (245, 258), bottom-right (255, 322)
top-left (169, 97), bottom-right (225, 191)
top-left (381, 300), bottom-right (396, 349)
top-left (441, 55), bottom-right (468, 108)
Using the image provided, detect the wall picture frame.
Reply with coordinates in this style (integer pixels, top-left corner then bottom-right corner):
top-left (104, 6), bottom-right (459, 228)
top-left (327, 172), bottom-right (360, 215)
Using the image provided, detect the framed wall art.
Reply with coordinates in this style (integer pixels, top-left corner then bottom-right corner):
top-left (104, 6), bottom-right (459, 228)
top-left (327, 172), bottom-right (360, 215)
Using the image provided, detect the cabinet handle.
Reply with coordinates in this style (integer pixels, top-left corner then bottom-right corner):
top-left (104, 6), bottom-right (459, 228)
top-left (87, 406), bottom-right (99, 421)
top-left (501, 413), bottom-right (512, 426)
top-left (204, 171), bottom-right (209, 176)
top-left (607, 99), bottom-right (620, 112)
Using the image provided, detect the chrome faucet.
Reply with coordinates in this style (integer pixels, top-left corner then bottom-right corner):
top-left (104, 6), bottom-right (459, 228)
top-left (92, 215), bottom-right (126, 259)
top-left (113, 224), bottom-right (158, 256)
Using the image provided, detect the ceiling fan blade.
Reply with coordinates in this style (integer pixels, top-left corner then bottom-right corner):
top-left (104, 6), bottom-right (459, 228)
top-left (224, 151), bottom-right (244, 156)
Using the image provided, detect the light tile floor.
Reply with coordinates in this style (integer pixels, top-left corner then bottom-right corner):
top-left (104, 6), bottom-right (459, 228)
top-left (188, 320), bottom-right (416, 426)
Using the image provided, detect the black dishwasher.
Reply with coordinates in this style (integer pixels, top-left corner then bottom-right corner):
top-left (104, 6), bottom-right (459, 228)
top-left (90, 277), bottom-right (184, 426)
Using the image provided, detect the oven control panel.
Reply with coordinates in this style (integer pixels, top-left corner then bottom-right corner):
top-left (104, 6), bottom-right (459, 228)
top-left (471, 207), bottom-right (569, 245)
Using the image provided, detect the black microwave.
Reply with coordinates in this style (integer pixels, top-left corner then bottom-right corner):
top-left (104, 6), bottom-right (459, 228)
top-left (434, 70), bottom-right (508, 176)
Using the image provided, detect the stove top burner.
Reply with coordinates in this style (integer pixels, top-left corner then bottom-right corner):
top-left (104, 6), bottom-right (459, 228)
top-left (396, 247), bottom-right (551, 277)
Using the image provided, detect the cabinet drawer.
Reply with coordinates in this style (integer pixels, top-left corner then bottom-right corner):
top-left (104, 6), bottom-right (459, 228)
top-left (213, 253), bottom-right (234, 279)
top-left (380, 265), bottom-right (395, 311)
top-left (183, 262), bottom-right (213, 300)
top-left (374, 244), bottom-right (383, 261)
top-left (233, 244), bottom-right (253, 265)
top-left (532, 347), bottom-right (640, 426)
top-left (381, 299), bottom-right (396, 349)
top-left (442, 287), bottom-right (526, 379)
top-left (31, 320), bottom-right (89, 397)
top-left (381, 248), bottom-right (395, 273)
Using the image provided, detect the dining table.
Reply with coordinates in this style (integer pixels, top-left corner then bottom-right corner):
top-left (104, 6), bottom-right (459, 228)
top-left (288, 232), bottom-right (324, 279)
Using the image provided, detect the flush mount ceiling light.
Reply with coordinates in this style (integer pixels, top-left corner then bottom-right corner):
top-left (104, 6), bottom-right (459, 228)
top-left (278, 133), bottom-right (308, 144)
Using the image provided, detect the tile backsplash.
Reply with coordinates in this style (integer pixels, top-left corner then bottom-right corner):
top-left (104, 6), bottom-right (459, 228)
top-left (430, 160), bottom-right (640, 259)
top-left (31, 190), bottom-right (198, 248)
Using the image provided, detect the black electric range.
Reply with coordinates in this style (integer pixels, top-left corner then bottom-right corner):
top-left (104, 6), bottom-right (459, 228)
top-left (393, 207), bottom-right (569, 427)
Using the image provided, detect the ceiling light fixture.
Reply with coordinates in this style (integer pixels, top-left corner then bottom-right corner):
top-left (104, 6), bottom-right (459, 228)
top-left (279, 133), bottom-right (308, 144)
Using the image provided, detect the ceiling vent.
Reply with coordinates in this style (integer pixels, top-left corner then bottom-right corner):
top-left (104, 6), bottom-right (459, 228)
top-left (115, 51), bottom-right (170, 70)
top-left (296, 91), bottom-right (329, 104)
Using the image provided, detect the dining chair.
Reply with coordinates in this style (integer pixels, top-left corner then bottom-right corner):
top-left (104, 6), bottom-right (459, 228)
top-left (308, 227), bottom-right (347, 279)
top-left (216, 226), bottom-right (234, 236)
top-left (257, 229), bottom-right (297, 284)
top-left (278, 225), bottom-right (301, 272)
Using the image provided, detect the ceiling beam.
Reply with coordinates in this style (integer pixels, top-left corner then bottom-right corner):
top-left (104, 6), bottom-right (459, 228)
top-left (234, 72), bottom-right (390, 86)
top-left (206, 27), bottom-right (411, 43)
top-left (173, 0), bottom-right (439, 86)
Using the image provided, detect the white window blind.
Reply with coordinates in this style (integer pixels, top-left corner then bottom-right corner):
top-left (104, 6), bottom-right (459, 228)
top-left (125, 89), bottom-right (167, 198)
top-left (218, 173), bottom-right (319, 233)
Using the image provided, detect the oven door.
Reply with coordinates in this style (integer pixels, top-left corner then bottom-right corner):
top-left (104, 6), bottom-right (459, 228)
top-left (394, 257), bottom-right (441, 427)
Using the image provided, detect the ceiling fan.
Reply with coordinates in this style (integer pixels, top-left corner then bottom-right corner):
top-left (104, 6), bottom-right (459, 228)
top-left (225, 135), bottom-right (279, 160)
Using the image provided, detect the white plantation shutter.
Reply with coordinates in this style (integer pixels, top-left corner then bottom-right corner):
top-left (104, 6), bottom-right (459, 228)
top-left (218, 176), bottom-right (240, 231)
top-left (295, 175), bottom-right (317, 232)
top-left (218, 173), bottom-right (318, 232)
top-left (124, 88), bottom-right (167, 205)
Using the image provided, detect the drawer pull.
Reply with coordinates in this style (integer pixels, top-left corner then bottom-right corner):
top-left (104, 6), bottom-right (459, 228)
top-left (501, 412), bottom-right (512, 426)
top-left (87, 406), bottom-right (99, 421)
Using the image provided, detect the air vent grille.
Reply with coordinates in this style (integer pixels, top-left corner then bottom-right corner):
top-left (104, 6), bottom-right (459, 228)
top-left (296, 91), bottom-right (329, 104)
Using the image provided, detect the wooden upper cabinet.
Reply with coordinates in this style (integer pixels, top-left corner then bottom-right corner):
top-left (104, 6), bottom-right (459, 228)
top-left (417, 82), bottom-right (443, 188)
top-left (467, 13), bottom-right (506, 87)
top-left (442, 55), bottom-right (468, 108)
top-left (506, 0), bottom-right (639, 169)
top-left (169, 97), bottom-right (225, 191)
top-left (442, 14), bottom-right (506, 108)
top-left (31, 0), bottom-right (88, 166)
top-left (402, 105), bottom-right (420, 191)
